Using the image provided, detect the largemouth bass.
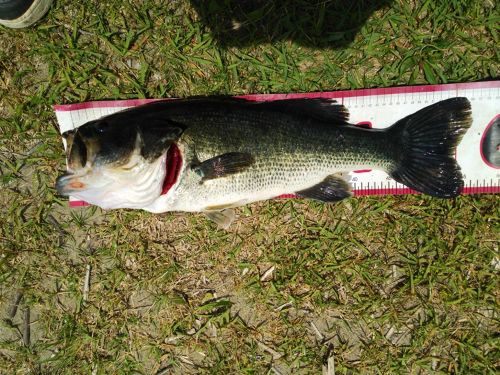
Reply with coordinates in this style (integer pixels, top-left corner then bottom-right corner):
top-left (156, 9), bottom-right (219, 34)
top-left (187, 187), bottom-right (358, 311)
top-left (56, 97), bottom-right (472, 227)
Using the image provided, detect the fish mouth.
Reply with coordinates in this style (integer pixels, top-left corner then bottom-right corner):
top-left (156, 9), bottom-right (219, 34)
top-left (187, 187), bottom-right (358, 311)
top-left (56, 143), bottom-right (182, 199)
top-left (55, 172), bottom-right (86, 196)
top-left (160, 143), bottom-right (182, 196)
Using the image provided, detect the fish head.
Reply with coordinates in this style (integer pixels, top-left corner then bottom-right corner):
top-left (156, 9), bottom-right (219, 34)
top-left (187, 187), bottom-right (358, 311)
top-left (56, 116), bottom-right (184, 209)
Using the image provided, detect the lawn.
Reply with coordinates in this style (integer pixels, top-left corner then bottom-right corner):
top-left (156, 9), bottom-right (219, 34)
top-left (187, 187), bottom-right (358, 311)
top-left (0, 0), bottom-right (498, 374)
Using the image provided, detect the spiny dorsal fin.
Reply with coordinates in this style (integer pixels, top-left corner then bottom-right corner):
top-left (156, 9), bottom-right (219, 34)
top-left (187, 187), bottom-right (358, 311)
top-left (192, 152), bottom-right (255, 182)
top-left (254, 98), bottom-right (350, 124)
top-left (296, 174), bottom-right (352, 202)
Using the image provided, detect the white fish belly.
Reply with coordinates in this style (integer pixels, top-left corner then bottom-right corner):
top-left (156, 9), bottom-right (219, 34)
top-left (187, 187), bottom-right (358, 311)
top-left (151, 161), bottom-right (371, 213)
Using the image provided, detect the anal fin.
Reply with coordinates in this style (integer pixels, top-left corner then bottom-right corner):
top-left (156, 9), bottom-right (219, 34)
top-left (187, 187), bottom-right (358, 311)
top-left (204, 209), bottom-right (236, 229)
top-left (192, 152), bottom-right (254, 182)
top-left (296, 174), bottom-right (352, 202)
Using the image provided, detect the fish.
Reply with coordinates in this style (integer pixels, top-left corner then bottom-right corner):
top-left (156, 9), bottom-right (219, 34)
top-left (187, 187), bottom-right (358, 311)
top-left (56, 97), bottom-right (472, 228)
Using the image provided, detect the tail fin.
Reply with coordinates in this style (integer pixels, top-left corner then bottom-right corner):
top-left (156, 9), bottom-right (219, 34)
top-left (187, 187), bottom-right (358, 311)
top-left (388, 97), bottom-right (472, 198)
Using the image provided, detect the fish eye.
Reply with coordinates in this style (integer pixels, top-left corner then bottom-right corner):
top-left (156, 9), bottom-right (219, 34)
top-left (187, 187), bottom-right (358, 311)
top-left (90, 120), bottom-right (109, 134)
top-left (96, 121), bottom-right (108, 133)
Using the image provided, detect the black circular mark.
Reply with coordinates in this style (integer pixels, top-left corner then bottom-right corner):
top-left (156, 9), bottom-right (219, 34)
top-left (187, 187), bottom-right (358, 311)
top-left (480, 115), bottom-right (500, 169)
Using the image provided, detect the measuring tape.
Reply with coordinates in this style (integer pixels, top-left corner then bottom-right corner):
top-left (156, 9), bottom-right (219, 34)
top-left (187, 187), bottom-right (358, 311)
top-left (55, 81), bottom-right (500, 206)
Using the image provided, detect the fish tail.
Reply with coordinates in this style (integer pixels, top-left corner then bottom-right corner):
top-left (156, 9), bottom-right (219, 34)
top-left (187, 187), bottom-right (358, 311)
top-left (387, 97), bottom-right (472, 198)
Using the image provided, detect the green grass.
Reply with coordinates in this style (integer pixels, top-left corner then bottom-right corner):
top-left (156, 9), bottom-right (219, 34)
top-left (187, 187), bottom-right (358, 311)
top-left (0, 0), bottom-right (499, 374)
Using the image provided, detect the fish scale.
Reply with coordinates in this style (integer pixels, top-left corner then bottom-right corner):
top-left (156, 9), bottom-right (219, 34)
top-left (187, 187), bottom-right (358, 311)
top-left (154, 101), bottom-right (398, 212)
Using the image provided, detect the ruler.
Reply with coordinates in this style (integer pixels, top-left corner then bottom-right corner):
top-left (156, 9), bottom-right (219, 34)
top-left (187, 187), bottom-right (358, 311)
top-left (54, 81), bottom-right (500, 206)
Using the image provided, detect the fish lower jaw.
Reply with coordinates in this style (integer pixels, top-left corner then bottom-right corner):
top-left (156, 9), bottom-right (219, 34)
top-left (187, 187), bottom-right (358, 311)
top-left (74, 185), bottom-right (164, 210)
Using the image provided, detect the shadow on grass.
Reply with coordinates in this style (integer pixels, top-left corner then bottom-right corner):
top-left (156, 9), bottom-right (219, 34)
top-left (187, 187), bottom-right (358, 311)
top-left (189, 0), bottom-right (393, 48)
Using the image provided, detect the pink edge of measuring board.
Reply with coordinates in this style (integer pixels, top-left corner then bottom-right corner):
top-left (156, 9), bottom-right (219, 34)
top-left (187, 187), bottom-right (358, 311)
top-left (68, 186), bottom-right (500, 208)
top-left (53, 98), bottom-right (162, 111)
top-left (239, 80), bottom-right (500, 101)
top-left (69, 200), bottom-right (90, 207)
top-left (59, 80), bottom-right (500, 207)
top-left (53, 81), bottom-right (500, 111)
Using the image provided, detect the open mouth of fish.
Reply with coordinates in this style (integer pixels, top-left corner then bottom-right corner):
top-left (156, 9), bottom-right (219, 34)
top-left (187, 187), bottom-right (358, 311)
top-left (56, 141), bottom-right (182, 204)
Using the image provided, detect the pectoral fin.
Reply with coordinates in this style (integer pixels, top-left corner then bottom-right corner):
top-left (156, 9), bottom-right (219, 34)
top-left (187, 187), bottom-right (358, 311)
top-left (192, 152), bottom-right (255, 182)
top-left (296, 175), bottom-right (352, 202)
top-left (204, 209), bottom-right (236, 229)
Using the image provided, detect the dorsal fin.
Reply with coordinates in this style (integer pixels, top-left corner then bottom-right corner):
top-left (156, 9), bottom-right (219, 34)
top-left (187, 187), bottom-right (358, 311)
top-left (183, 96), bottom-right (350, 124)
top-left (253, 98), bottom-right (350, 124)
